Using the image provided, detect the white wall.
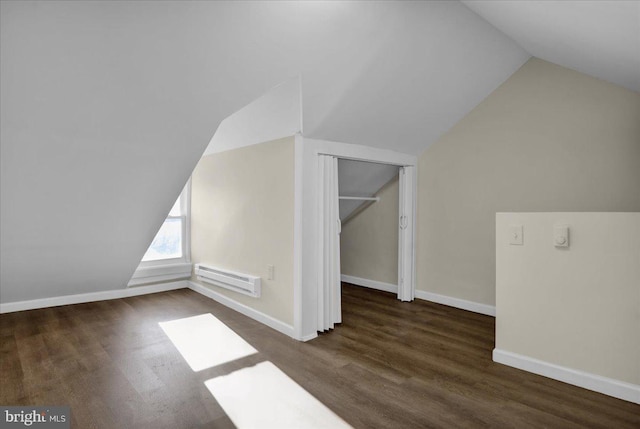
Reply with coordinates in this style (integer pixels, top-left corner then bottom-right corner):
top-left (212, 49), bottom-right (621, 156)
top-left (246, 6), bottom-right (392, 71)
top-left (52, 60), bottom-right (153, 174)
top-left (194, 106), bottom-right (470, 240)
top-left (191, 137), bottom-right (295, 326)
top-left (418, 58), bottom-right (640, 307)
top-left (495, 212), bottom-right (640, 402)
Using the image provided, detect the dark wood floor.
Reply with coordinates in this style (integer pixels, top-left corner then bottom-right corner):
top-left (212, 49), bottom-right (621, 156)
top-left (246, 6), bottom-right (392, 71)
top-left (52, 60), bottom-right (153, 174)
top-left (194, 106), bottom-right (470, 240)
top-left (1, 284), bottom-right (638, 428)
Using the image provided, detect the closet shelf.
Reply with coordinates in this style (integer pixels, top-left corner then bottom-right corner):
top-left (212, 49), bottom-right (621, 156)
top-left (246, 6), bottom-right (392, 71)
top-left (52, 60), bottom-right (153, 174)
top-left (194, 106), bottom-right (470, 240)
top-left (338, 196), bottom-right (380, 202)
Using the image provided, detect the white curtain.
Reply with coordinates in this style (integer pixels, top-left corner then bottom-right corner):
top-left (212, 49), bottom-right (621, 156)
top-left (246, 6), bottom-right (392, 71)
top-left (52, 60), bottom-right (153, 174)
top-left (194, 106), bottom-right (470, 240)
top-left (317, 155), bottom-right (342, 331)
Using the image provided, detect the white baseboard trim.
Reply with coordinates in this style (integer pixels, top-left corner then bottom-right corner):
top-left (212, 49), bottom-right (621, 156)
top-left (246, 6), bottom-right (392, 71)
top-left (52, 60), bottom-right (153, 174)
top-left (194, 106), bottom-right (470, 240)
top-left (341, 274), bottom-right (398, 294)
top-left (414, 290), bottom-right (496, 317)
top-left (188, 281), bottom-right (296, 340)
top-left (128, 262), bottom-right (192, 287)
top-left (0, 281), bottom-right (189, 314)
top-left (300, 333), bottom-right (318, 342)
top-left (493, 349), bottom-right (640, 404)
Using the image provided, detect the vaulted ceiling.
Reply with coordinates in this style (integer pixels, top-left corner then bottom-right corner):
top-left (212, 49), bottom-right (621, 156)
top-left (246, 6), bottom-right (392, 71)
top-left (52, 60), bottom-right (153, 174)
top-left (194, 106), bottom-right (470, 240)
top-left (463, 1), bottom-right (640, 93)
top-left (1, 1), bottom-right (635, 302)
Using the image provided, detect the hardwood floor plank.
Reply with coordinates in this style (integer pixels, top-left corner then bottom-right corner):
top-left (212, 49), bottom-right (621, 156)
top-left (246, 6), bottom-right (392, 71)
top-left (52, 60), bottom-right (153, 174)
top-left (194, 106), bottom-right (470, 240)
top-left (1, 284), bottom-right (638, 428)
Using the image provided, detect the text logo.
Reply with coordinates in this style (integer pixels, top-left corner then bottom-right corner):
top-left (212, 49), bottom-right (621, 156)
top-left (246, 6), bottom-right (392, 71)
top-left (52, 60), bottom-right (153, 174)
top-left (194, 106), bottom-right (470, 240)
top-left (0, 407), bottom-right (69, 429)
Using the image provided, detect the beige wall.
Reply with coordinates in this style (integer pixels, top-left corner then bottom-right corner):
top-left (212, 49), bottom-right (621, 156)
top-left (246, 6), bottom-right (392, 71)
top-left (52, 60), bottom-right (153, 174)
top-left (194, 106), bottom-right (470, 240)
top-left (190, 137), bottom-right (295, 325)
top-left (496, 212), bottom-right (640, 385)
top-left (418, 58), bottom-right (640, 306)
top-left (340, 176), bottom-right (399, 285)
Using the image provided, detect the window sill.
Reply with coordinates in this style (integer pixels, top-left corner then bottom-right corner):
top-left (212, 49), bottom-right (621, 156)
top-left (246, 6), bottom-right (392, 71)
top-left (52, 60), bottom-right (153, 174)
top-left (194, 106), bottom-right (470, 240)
top-left (128, 262), bottom-right (192, 287)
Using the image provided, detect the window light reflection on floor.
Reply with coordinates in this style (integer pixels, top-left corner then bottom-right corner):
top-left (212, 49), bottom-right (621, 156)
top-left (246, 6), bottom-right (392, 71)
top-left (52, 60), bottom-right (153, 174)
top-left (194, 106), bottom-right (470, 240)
top-left (159, 313), bottom-right (257, 372)
top-left (205, 361), bottom-right (353, 429)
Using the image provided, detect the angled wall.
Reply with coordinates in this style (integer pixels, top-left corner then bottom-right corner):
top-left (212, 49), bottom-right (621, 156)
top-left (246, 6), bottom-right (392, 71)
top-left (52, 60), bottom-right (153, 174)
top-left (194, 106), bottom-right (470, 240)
top-left (0, 2), bottom-right (210, 302)
top-left (417, 58), bottom-right (640, 307)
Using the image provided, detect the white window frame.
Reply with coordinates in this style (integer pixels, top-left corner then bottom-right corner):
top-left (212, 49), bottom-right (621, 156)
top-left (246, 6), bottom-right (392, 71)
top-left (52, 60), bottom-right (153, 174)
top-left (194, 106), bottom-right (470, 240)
top-left (128, 179), bottom-right (192, 286)
top-left (140, 179), bottom-right (191, 266)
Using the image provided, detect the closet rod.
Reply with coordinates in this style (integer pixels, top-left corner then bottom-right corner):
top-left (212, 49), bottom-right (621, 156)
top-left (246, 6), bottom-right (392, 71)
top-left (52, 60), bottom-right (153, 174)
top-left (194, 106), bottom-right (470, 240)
top-left (338, 196), bottom-right (380, 202)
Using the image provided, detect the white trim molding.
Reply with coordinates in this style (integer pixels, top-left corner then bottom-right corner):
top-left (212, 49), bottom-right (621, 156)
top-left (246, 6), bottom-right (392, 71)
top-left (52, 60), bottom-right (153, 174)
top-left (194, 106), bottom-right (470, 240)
top-left (308, 137), bottom-right (417, 167)
top-left (188, 281), bottom-right (297, 340)
top-left (0, 281), bottom-right (189, 314)
top-left (293, 133), bottom-right (304, 341)
top-left (414, 290), bottom-right (496, 317)
top-left (128, 262), bottom-right (192, 287)
top-left (300, 332), bottom-right (318, 342)
top-left (493, 349), bottom-right (640, 404)
top-left (341, 274), bottom-right (398, 294)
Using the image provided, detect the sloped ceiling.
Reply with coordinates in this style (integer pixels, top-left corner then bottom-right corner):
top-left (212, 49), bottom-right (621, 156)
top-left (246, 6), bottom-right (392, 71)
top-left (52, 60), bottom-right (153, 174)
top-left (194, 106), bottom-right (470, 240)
top-left (338, 160), bottom-right (399, 220)
top-left (463, 1), bottom-right (640, 93)
top-left (300, 1), bottom-right (530, 154)
top-left (203, 77), bottom-right (302, 156)
top-left (1, 1), bottom-right (528, 302)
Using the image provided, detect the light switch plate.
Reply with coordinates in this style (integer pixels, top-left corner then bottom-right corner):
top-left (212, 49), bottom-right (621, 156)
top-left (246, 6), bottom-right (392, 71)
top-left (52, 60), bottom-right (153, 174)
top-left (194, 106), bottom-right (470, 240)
top-left (554, 225), bottom-right (569, 247)
top-left (509, 224), bottom-right (523, 245)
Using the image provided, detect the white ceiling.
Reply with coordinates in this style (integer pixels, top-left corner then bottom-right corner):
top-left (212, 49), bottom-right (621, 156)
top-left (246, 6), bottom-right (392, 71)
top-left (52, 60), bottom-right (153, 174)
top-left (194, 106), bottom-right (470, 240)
top-left (338, 160), bottom-right (399, 220)
top-left (204, 77), bottom-right (301, 156)
top-left (463, 1), bottom-right (640, 93)
top-left (302, 1), bottom-right (529, 154)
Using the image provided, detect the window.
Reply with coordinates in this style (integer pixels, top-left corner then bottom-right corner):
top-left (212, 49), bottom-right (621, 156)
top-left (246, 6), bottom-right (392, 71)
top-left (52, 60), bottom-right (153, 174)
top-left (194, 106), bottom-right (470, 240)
top-left (142, 180), bottom-right (191, 265)
top-left (128, 180), bottom-right (192, 287)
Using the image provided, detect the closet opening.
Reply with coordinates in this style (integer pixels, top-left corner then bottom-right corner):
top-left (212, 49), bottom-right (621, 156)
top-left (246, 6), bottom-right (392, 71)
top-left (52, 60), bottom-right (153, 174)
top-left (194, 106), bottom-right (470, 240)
top-left (339, 158), bottom-right (399, 292)
top-left (316, 154), bottom-right (415, 332)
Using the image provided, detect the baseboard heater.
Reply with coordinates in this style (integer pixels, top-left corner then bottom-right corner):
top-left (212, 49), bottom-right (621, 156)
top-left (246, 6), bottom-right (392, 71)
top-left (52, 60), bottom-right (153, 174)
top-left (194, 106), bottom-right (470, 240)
top-left (194, 264), bottom-right (261, 298)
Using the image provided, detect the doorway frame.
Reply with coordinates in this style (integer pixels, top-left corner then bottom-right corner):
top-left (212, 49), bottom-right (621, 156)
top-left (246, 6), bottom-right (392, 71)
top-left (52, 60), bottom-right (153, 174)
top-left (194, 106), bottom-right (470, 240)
top-left (294, 135), bottom-right (417, 341)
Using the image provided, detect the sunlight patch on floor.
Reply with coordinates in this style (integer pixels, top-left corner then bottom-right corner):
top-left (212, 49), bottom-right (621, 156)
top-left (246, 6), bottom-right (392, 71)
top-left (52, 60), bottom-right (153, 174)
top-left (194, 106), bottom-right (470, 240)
top-left (159, 313), bottom-right (257, 372)
top-left (205, 361), bottom-right (353, 429)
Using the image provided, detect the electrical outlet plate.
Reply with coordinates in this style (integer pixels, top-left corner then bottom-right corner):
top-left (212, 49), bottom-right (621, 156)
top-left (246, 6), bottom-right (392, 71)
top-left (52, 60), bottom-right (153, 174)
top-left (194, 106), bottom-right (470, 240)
top-left (554, 225), bottom-right (569, 247)
top-left (509, 224), bottom-right (523, 245)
